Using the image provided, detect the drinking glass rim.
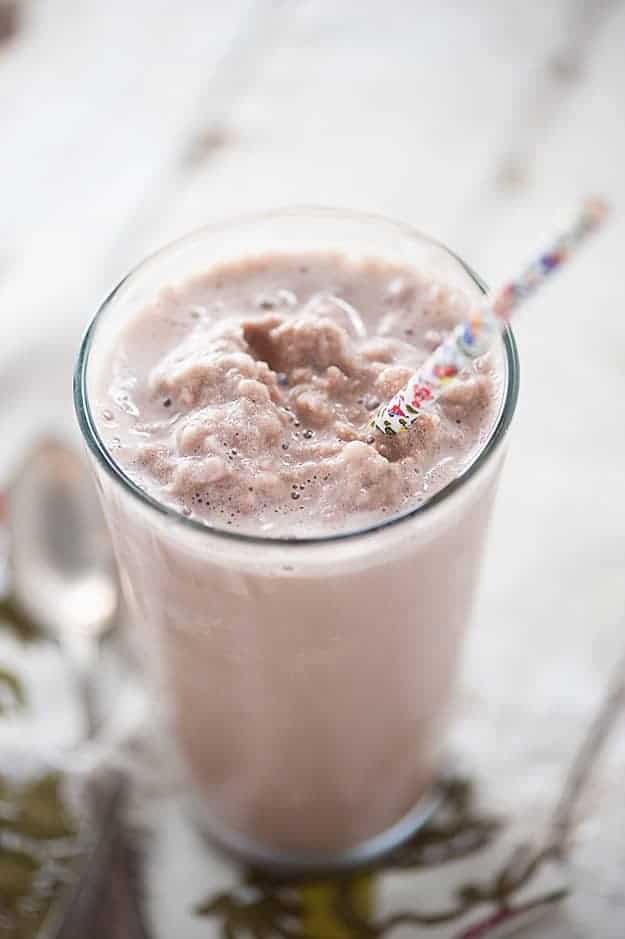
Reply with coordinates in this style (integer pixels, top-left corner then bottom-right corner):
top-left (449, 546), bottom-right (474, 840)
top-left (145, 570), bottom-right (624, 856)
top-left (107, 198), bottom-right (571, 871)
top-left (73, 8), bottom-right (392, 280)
top-left (73, 206), bottom-right (520, 548)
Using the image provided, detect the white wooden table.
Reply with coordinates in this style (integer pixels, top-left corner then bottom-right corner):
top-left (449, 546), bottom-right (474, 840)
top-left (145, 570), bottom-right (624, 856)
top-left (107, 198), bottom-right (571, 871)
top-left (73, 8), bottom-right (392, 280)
top-left (2, 1), bottom-right (625, 934)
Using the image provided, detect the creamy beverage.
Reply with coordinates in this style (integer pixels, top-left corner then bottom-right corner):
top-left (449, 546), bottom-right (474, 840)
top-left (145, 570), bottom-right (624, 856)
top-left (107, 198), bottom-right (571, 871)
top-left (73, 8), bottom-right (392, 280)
top-left (76, 210), bottom-right (517, 862)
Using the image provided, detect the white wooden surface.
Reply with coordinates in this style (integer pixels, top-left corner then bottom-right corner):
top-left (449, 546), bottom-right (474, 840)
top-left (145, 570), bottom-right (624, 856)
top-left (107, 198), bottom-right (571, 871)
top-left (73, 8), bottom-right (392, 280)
top-left (2, 0), bottom-right (625, 934)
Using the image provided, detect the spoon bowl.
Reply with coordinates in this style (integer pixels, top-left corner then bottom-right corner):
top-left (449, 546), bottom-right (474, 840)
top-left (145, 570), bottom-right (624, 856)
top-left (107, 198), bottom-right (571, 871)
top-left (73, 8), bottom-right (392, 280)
top-left (7, 437), bottom-right (120, 734)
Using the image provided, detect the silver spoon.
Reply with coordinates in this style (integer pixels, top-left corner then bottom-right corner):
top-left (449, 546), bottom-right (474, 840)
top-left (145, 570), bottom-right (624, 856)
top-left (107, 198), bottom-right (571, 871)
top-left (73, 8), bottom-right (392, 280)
top-left (5, 439), bottom-right (151, 937)
top-left (7, 437), bottom-right (119, 737)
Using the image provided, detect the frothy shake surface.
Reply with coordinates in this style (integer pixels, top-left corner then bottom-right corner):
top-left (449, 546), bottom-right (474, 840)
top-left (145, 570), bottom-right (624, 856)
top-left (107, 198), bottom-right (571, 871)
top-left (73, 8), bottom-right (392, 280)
top-left (97, 253), bottom-right (503, 536)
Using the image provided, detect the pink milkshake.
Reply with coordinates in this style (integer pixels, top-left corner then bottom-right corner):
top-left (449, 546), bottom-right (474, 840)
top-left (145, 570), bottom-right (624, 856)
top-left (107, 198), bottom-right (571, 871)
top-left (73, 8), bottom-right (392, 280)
top-left (74, 209), bottom-right (518, 866)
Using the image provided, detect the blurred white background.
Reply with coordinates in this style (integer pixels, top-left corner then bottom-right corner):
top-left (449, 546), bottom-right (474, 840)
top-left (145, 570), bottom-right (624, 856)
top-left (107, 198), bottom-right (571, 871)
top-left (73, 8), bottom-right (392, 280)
top-left (1, 0), bottom-right (625, 934)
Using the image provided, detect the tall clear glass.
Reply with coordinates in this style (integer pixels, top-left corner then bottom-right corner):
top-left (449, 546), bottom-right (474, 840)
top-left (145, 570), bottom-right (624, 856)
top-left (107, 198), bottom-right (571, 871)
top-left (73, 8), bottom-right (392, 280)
top-left (74, 209), bottom-right (519, 871)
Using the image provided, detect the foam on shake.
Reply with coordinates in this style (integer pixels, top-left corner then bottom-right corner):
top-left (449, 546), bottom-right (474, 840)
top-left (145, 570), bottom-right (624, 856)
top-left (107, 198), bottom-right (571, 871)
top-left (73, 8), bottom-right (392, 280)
top-left (97, 252), bottom-right (503, 536)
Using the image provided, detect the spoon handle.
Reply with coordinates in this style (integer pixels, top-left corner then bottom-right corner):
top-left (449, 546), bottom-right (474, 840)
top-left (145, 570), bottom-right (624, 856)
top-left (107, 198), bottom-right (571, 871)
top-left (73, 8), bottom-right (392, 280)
top-left (63, 633), bottom-right (99, 740)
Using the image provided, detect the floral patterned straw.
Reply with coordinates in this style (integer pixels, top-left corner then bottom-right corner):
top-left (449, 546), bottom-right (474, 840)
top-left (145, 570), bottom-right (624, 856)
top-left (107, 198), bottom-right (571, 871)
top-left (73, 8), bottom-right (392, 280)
top-left (371, 197), bottom-right (608, 436)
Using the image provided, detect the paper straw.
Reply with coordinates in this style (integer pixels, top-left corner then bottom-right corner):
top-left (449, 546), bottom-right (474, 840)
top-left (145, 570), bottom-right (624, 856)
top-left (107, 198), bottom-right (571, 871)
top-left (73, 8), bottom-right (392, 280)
top-left (371, 197), bottom-right (608, 436)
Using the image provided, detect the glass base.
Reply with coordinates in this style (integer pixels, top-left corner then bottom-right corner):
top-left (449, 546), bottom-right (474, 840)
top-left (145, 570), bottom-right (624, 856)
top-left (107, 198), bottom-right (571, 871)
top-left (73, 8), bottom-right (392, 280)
top-left (188, 780), bottom-right (444, 877)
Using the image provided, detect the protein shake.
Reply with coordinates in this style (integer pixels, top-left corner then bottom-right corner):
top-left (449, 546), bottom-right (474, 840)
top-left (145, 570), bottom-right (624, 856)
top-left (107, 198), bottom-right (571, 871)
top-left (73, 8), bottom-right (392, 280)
top-left (75, 209), bottom-right (518, 863)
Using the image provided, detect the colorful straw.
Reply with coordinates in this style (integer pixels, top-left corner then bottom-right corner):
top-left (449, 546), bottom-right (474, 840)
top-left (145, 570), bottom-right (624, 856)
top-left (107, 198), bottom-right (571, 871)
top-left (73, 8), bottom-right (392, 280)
top-left (371, 197), bottom-right (608, 436)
